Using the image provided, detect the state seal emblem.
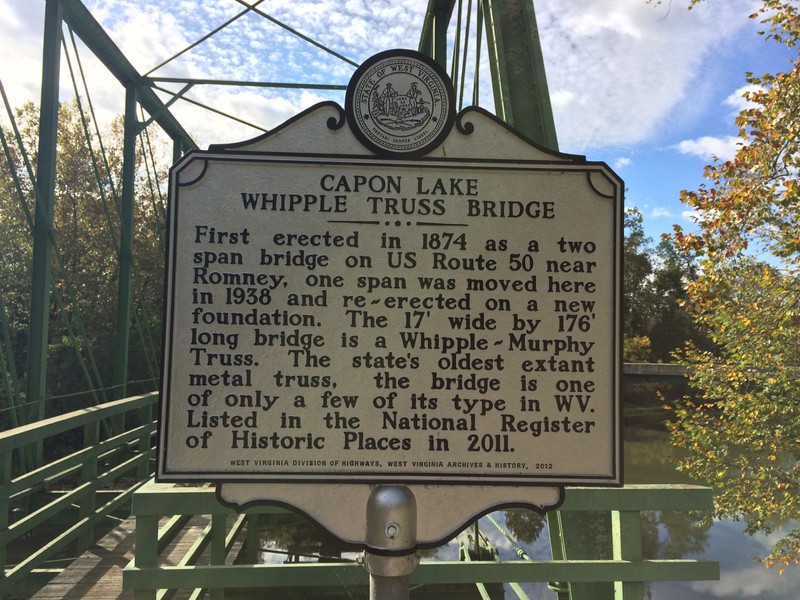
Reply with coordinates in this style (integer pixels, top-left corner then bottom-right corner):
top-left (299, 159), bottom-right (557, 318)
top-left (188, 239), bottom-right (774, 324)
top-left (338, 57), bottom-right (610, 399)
top-left (345, 49), bottom-right (455, 157)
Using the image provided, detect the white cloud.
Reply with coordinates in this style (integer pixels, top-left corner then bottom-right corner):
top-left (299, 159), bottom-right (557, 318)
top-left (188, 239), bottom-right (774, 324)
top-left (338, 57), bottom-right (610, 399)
top-left (613, 157), bottom-right (631, 170)
top-left (535, 0), bottom-right (757, 151)
top-left (0, 0), bottom-right (766, 152)
top-left (561, 5), bottom-right (644, 40)
top-left (298, 90), bottom-right (330, 110)
top-left (674, 135), bottom-right (740, 162)
top-left (0, 1), bottom-right (48, 108)
top-left (682, 209), bottom-right (699, 222)
top-left (724, 83), bottom-right (762, 112)
top-left (692, 562), bottom-right (800, 598)
top-left (651, 207), bottom-right (674, 218)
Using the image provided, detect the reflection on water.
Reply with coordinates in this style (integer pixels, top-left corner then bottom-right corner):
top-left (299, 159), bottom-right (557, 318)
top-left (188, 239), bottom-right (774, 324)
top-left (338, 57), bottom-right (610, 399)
top-left (253, 384), bottom-right (799, 598)
top-left (623, 383), bottom-right (800, 599)
top-left (654, 519), bottom-right (800, 599)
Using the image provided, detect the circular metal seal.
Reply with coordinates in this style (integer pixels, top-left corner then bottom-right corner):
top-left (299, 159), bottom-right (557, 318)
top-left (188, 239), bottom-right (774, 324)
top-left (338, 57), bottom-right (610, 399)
top-left (345, 49), bottom-right (455, 157)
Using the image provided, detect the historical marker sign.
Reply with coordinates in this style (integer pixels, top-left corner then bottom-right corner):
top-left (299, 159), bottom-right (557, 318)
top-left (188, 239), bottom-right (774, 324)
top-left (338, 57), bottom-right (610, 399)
top-left (157, 50), bottom-right (622, 495)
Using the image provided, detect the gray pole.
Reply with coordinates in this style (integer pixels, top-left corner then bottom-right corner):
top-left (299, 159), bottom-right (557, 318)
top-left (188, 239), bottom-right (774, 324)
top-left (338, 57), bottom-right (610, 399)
top-left (363, 486), bottom-right (418, 600)
top-left (370, 575), bottom-right (410, 600)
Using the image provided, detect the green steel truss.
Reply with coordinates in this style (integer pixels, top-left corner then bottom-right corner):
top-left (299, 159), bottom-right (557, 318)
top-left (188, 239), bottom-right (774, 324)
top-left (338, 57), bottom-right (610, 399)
top-left (9, 0), bottom-right (558, 447)
top-left (0, 3), bottom-right (721, 598)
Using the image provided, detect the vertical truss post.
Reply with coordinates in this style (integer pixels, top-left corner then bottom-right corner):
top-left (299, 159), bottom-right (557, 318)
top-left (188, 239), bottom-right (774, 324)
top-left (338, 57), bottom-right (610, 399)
top-left (113, 86), bottom-right (137, 401)
top-left (431, 3), bottom-right (450, 69)
top-left (419, 0), bottom-right (456, 68)
top-left (172, 138), bottom-right (183, 165)
top-left (548, 509), bottom-right (614, 599)
top-left (482, 0), bottom-right (558, 150)
top-left (78, 418), bottom-right (100, 552)
top-left (27, 0), bottom-right (63, 458)
top-left (210, 513), bottom-right (226, 600)
top-left (613, 510), bottom-right (645, 599)
top-left (0, 449), bottom-right (11, 577)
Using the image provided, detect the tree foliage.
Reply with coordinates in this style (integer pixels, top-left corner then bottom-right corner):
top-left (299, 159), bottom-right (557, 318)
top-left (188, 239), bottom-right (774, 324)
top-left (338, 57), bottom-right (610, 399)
top-left (669, 0), bottom-right (800, 569)
top-left (0, 99), bottom-right (168, 426)
top-left (623, 207), bottom-right (704, 361)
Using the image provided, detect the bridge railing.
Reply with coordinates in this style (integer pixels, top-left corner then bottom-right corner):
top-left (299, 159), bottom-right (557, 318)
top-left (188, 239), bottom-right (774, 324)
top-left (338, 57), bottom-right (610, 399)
top-left (123, 480), bottom-right (719, 600)
top-left (0, 391), bottom-right (158, 595)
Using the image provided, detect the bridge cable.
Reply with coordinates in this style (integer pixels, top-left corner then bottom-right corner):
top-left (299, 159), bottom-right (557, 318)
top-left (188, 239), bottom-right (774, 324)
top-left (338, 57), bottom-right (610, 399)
top-left (451, 0), bottom-right (464, 101)
top-left (151, 83), bottom-right (270, 132)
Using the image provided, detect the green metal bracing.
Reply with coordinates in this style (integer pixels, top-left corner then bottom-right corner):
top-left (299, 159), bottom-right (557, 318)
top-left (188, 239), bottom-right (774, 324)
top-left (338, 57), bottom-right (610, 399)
top-left (418, 0), bottom-right (558, 152)
top-left (112, 86), bottom-right (138, 401)
top-left (62, 27), bottom-right (162, 389)
top-left (421, 5), bottom-right (602, 597)
top-left (140, 0), bottom-right (357, 130)
top-left (420, 0), bottom-right (456, 68)
top-left (0, 393), bottom-right (158, 595)
top-left (228, 0), bottom-right (359, 68)
top-left (0, 100), bottom-right (31, 448)
top-left (117, 480), bottom-right (718, 598)
top-left (6, 36), bottom-right (161, 423)
top-left (62, 30), bottom-right (121, 246)
top-left (143, 0), bottom-right (269, 77)
top-left (10, 0), bottom-right (565, 425)
top-left (1, 104), bottom-right (134, 447)
top-left (133, 118), bottom-right (165, 383)
top-left (3, 1), bottom-right (196, 432)
top-left (60, 0), bottom-right (196, 151)
top-left (2, 86), bottom-right (110, 414)
top-left (137, 110), bottom-right (167, 241)
top-left (13, 0), bottom-right (362, 423)
top-left (9, 0), bottom-right (563, 448)
top-left (26, 0), bottom-right (63, 464)
top-left (61, 39), bottom-right (138, 399)
top-left (0, 297), bottom-right (23, 431)
top-left (481, 0), bottom-right (558, 150)
top-left (147, 82), bottom-right (272, 134)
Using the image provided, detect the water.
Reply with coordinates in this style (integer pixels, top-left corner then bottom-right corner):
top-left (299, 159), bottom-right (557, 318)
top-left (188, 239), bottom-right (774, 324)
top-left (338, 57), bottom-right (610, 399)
top-left (623, 428), bottom-right (800, 600)
top-left (466, 402), bottom-right (800, 599)
top-left (257, 387), bottom-right (800, 598)
top-left (440, 512), bottom-right (800, 599)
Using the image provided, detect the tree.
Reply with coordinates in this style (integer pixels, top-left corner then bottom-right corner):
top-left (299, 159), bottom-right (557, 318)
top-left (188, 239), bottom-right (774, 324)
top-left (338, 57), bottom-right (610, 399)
top-left (0, 99), bottom-right (168, 428)
top-left (668, 0), bottom-right (800, 569)
top-left (623, 207), bottom-right (654, 343)
top-left (622, 207), bottom-right (704, 361)
top-left (647, 238), bottom-right (703, 361)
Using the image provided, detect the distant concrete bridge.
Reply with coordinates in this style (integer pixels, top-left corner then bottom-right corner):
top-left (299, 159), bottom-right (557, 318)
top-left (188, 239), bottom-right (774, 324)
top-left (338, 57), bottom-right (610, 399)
top-left (623, 363), bottom-right (688, 383)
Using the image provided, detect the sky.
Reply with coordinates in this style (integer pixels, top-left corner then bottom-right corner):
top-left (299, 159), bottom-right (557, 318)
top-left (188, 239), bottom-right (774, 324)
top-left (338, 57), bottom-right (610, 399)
top-left (0, 0), bottom-right (794, 242)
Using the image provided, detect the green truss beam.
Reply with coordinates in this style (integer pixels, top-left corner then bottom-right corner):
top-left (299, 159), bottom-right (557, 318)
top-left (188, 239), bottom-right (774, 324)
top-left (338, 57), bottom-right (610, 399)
top-left (419, 0), bottom-right (456, 68)
top-left (61, 0), bottom-right (197, 150)
top-left (27, 0), bottom-right (63, 457)
top-left (418, 0), bottom-right (558, 150)
top-left (482, 0), bottom-right (558, 149)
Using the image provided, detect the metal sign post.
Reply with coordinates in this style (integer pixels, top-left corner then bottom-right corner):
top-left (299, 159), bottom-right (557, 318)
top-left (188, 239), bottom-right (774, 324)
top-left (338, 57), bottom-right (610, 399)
top-left (363, 486), bottom-right (418, 599)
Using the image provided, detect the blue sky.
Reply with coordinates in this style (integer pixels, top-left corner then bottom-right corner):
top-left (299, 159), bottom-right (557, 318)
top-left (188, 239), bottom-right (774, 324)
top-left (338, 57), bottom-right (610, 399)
top-left (0, 0), bottom-right (793, 242)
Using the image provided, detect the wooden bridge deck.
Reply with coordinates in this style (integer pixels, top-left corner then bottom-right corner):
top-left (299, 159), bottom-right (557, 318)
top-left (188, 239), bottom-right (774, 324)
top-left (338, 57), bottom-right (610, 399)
top-left (30, 517), bottom-right (138, 600)
top-left (30, 515), bottom-right (215, 600)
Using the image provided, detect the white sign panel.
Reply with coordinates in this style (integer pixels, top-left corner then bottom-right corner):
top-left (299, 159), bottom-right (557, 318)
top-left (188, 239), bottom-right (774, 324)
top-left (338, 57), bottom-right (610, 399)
top-left (158, 136), bottom-right (622, 488)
